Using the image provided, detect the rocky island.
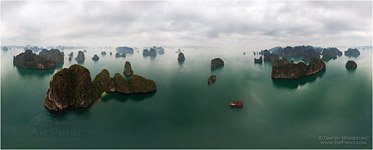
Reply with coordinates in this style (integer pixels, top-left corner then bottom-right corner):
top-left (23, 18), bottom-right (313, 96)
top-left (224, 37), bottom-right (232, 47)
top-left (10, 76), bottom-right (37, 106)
top-left (75, 51), bottom-right (85, 63)
top-left (321, 47), bottom-right (342, 61)
top-left (269, 46), bottom-right (322, 60)
top-left (254, 56), bottom-right (262, 64)
top-left (344, 48), bottom-right (360, 57)
top-left (143, 49), bottom-right (150, 57)
top-left (178, 52), bottom-right (185, 62)
top-left (2, 46), bottom-right (9, 51)
top-left (39, 49), bottom-right (64, 64)
top-left (211, 58), bottom-right (224, 70)
top-left (44, 62), bottom-right (157, 111)
top-left (44, 64), bottom-right (99, 111)
top-left (115, 52), bottom-right (126, 58)
top-left (259, 46), bottom-right (345, 62)
top-left (271, 57), bottom-right (326, 79)
top-left (95, 73), bottom-right (156, 94)
top-left (94, 62), bottom-right (156, 94)
top-left (151, 46), bottom-right (165, 55)
top-left (24, 46), bottom-right (43, 52)
top-left (207, 75), bottom-right (217, 86)
top-left (260, 50), bottom-right (280, 62)
top-left (92, 54), bottom-right (100, 61)
top-left (101, 51), bottom-right (107, 55)
top-left (123, 61), bottom-right (133, 76)
top-left (345, 60), bottom-right (357, 70)
top-left (149, 48), bottom-right (157, 57)
top-left (13, 50), bottom-right (57, 69)
top-left (68, 52), bottom-right (73, 61)
top-left (116, 46), bottom-right (134, 54)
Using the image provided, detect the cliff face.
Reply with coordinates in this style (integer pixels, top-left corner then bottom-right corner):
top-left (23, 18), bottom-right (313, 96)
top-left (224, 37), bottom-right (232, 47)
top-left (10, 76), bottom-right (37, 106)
top-left (39, 49), bottom-right (64, 64)
top-left (44, 65), bottom-right (99, 111)
top-left (13, 50), bottom-right (56, 69)
top-left (271, 57), bottom-right (325, 79)
top-left (211, 58), bottom-right (224, 70)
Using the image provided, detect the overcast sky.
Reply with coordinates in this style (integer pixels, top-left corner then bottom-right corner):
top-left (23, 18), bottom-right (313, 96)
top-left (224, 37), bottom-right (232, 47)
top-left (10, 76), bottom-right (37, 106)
top-left (1, 1), bottom-right (372, 49)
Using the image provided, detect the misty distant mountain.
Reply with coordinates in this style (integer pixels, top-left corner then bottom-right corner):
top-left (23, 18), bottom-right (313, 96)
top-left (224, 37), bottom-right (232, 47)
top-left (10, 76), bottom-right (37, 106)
top-left (116, 46), bottom-right (134, 54)
top-left (2, 46), bottom-right (9, 51)
top-left (24, 46), bottom-right (43, 52)
top-left (144, 46), bottom-right (165, 55)
top-left (269, 45), bottom-right (324, 55)
top-left (151, 46), bottom-right (165, 54)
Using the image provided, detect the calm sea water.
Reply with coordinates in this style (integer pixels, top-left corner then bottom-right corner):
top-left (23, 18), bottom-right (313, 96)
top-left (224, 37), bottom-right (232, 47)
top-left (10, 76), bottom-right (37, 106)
top-left (1, 46), bottom-right (372, 148)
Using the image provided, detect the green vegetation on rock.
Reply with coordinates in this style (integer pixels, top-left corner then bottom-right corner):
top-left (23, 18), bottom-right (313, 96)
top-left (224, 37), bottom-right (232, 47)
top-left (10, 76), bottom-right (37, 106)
top-left (45, 62), bottom-right (156, 112)
top-left (271, 57), bottom-right (326, 79)
top-left (44, 64), bottom-right (99, 111)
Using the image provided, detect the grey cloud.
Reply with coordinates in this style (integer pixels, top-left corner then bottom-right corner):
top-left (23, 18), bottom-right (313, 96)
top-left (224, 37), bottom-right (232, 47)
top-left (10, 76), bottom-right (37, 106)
top-left (1, 1), bottom-right (371, 48)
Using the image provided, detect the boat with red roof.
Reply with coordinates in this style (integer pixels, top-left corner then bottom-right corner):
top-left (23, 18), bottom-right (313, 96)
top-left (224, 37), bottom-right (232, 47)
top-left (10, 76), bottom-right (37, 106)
top-left (230, 100), bottom-right (243, 108)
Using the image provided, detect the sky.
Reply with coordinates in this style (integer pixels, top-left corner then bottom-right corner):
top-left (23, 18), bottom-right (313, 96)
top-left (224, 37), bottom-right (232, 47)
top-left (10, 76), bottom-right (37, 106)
top-left (1, 0), bottom-right (372, 49)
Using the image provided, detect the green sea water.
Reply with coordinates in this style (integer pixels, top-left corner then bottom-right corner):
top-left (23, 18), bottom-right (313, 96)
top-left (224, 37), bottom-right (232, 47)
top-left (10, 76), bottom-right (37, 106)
top-left (1, 46), bottom-right (372, 148)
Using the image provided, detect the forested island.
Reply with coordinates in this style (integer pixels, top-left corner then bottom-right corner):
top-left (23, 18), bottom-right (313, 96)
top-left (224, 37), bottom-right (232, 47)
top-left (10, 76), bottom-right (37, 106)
top-left (257, 46), bottom-right (358, 79)
top-left (44, 62), bottom-right (156, 111)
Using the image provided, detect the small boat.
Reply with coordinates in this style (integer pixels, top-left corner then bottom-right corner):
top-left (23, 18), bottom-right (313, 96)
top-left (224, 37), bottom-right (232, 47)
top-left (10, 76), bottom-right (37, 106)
top-left (230, 100), bottom-right (243, 108)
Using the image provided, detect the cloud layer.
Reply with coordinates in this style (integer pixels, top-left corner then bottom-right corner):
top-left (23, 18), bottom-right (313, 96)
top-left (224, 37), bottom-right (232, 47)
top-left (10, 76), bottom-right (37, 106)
top-left (1, 1), bottom-right (372, 49)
